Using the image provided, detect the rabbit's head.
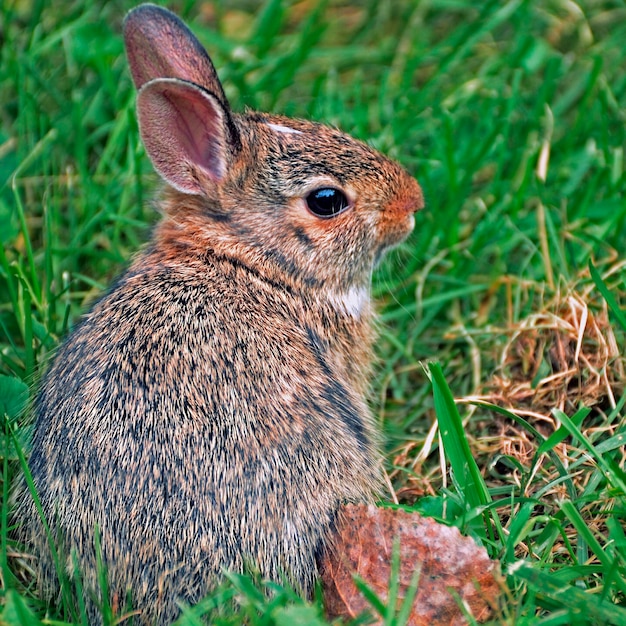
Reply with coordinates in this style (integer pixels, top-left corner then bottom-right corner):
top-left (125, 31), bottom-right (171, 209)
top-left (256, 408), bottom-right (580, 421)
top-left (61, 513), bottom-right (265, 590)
top-left (124, 4), bottom-right (423, 292)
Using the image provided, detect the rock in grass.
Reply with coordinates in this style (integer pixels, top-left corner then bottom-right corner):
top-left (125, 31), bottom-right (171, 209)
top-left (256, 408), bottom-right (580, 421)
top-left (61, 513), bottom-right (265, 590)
top-left (319, 504), bottom-right (502, 625)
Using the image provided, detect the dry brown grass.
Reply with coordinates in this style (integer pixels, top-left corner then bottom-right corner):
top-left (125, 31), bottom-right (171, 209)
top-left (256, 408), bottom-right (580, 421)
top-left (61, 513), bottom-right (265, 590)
top-left (389, 263), bottom-right (625, 574)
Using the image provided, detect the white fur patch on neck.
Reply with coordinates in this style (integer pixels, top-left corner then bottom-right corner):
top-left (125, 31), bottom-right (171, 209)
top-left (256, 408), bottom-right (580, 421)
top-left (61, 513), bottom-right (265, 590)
top-left (326, 286), bottom-right (370, 318)
top-left (266, 123), bottom-right (303, 135)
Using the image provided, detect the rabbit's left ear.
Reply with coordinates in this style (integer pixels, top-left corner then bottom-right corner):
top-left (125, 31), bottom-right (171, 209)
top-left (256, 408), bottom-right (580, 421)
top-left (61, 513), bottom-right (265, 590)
top-left (137, 78), bottom-right (231, 195)
top-left (123, 4), bottom-right (228, 110)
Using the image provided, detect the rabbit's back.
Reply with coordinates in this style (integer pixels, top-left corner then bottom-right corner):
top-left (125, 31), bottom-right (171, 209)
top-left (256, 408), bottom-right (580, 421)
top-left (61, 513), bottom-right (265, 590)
top-left (24, 243), bottom-right (380, 622)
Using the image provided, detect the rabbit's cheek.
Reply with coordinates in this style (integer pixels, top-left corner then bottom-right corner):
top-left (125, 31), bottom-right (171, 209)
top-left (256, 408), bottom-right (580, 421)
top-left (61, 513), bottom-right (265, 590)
top-left (290, 198), bottom-right (354, 236)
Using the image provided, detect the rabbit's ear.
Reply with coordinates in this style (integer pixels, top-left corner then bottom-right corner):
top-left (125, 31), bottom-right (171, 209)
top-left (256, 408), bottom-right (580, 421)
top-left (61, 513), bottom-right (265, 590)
top-left (124, 4), bottom-right (229, 111)
top-left (137, 78), bottom-right (230, 195)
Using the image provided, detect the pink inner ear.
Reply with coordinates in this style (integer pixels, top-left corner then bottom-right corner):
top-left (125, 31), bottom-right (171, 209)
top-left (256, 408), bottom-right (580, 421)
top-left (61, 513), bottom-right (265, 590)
top-left (167, 88), bottom-right (225, 178)
top-left (137, 79), bottom-right (227, 195)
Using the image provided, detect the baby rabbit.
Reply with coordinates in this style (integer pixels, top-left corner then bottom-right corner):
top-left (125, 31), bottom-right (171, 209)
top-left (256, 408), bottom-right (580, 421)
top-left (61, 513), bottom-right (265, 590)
top-left (16, 3), bottom-right (423, 624)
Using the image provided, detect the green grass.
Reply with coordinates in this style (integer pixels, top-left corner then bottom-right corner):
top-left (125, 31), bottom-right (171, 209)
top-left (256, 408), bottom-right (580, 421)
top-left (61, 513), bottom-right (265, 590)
top-left (1, 0), bottom-right (625, 623)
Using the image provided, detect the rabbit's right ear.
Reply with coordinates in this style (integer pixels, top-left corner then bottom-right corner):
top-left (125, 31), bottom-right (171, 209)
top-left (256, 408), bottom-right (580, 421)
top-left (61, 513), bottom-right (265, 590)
top-left (137, 78), bottom-right (230, 195)
top-left (123, 4), bottom-right (228, 110)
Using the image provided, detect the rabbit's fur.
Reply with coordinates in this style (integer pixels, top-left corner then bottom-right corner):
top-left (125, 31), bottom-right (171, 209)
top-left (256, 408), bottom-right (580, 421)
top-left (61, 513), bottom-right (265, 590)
top-left (14, 4), bottom-right (423, 624)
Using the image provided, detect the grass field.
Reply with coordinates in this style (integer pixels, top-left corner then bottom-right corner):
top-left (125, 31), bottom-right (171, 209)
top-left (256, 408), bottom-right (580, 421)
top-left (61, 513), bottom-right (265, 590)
top-left (1, 0), bottom-right (625, 623)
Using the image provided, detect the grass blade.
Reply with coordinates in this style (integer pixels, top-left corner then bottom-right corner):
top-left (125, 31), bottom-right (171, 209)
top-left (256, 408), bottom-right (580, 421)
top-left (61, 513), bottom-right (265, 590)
top-left (553, 408), bottom-right (626, 494)
top-left (429, 363), bottom-right (491, 534)
top-left (509, 560), bottom-right (626, 625)
top-left (589, 260), bottom-right (626, 333)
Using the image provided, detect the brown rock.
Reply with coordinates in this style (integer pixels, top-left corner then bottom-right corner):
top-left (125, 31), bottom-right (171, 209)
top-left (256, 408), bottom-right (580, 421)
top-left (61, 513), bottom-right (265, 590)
top-left (319, 504), bottom-right (502, 625)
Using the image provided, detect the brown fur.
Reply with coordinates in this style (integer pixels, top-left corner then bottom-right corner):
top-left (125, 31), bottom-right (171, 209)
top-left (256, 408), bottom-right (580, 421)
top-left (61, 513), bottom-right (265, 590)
top-left (14, 4), bottom-right (423, 624)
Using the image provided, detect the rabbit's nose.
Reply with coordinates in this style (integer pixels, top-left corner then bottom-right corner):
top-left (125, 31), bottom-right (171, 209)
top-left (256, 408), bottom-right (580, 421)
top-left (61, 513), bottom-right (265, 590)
top-left (405, 177), bottom-right (424, 213)
top-left (390, 177), bottom-right (424, 216)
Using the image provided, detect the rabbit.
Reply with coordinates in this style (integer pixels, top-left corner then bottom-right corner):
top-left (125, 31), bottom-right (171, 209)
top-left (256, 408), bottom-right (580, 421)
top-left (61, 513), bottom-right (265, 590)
top-left (14, 3), bottom-right (423, 624)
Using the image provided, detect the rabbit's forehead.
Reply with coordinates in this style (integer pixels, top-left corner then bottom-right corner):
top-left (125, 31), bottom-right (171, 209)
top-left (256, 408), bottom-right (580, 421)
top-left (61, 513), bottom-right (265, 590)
top-left (247, 114), bottom-right (400, 188)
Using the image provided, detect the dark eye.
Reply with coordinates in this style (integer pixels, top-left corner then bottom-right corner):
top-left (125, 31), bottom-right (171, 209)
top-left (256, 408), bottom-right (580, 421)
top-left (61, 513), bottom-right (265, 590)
top-left (305, 187), bottom-right (350, 218)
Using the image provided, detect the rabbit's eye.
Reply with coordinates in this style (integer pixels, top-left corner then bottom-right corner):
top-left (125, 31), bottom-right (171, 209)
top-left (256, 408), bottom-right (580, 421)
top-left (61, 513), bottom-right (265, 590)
top-left (306, 188), bottom-right (350, 218)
